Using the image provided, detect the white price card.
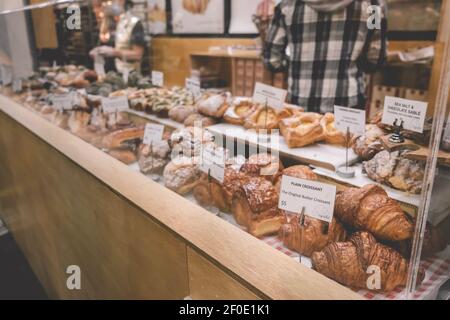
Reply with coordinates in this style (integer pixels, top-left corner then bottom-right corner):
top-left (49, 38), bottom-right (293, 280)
top-left (152, 70), bottom-right (164, 87)
top-left (201, 146), bottom-right (225, 183)
top-left (101, 96), bottom-right (129, 113)
top-left (253, 82), bottom-right (287, 109)
top-left (1, 65), bottom-right (12, 86)
top-left (94, 55), bottom-right (106, 77)
top-left (143, 123), bottom-right (164, 146)
top-left (52, 92), bottom-right (75, 111)
top-left (12, 79), bottom-right (22, 92)
top-left (278, 176), bottom-right (336, 223)
top-left (334, 105), bottom-right (366, 136)
top-left (185, 77), bottom-right (201, 98)
top-left (382, 96), bottom-right (428, 133)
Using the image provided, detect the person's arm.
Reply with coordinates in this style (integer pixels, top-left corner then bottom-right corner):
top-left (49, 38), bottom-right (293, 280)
top-left (114, 21), bottom-right (146, 62)
top-left (263, 4), bottom-right (288, 73)
top-left (359, 0), bottom-right (388, 73)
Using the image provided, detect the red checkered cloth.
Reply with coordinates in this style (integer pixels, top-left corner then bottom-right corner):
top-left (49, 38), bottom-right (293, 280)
top-left (262, 235), bottom-right (450, 300)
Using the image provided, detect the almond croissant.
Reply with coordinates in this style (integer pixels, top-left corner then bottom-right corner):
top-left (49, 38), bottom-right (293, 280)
top-left (312, 232), bottom-right (424, 292)
top-left (335, 184), bottom-right (414, 241)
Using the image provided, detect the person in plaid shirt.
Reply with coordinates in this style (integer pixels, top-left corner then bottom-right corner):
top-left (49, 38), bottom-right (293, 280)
top-left (263, 0), bottom-right (387, 113)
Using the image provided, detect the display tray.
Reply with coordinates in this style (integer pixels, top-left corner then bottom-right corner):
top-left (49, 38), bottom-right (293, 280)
top-left (207, 123), bottom-right (359, 171)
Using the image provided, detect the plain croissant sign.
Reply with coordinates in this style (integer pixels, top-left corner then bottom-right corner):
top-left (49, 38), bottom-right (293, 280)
top-left (382, 96), bottom-right (428, 133)
top-left (278, 176), bottom-right (336, 223)
top-left (253, 82), bottom-right (287, 109)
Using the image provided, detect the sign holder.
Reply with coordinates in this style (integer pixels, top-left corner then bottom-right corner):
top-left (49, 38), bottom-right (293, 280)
top-left (337, 127), bottom-right (355, 178)
top-left (389, 118), bottom-right (405, 143)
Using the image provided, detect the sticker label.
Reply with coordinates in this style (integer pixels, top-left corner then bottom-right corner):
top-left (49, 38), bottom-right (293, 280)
top-left (382, 96), bottom-right (427, 133)
top-left (253, 82), bottom-right (287, 109)
top-left (101, 96), bottom-right (129, 113)
top-left (185, 78), bottom-right (201, 98)
top-left (143, 123), bottom-right (164, 146)
top-left (152, 70), bottom-right (164, 87)
top-left (278, 176), bottom-right (336, 223)
top-left (334, 105), bottom-right (366, 136)
top-left (52, 92), bottom-right (76, 111)
top-left (201, 146), bottom-right (225, 183)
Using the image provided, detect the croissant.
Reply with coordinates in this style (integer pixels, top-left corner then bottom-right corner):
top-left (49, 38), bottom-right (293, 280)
top-left (335, 184), bottom-right (414, 241)
top-left (312, 232), bottom-right (424, 291)
top-left (280, 215), bottom-right (347, 257)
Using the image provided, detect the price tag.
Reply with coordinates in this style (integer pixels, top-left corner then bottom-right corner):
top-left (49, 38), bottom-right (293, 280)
top-left (278, 176), bottom-right (336, 223)
top-left (152, 70), bottom-right (164, 87)
top-left (201, 146), bottom-right (225, 183)
top-left (94, 55), bottom-right (106, 77)
top-left (12, 79), bottom-right (22, 92)
top-left (334, 105), bottom-right (366, 136)
top-left (382, 96), bottom-right (428, 133)
top-left (253, 82), bottom-right (287, 109)
top-left (101, 96), bottom-right (129, 113)
top-left (52, 92), bottom-right (75, 111)
top-left (185, 77), bottom-right (201, 98)
top-left (143, 123), bottom-right (164, 146)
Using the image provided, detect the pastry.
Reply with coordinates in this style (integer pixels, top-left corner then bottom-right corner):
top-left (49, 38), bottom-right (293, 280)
top-left (335, 184), bottom-right (414, 241)
top-left (101, 126), bottom-right (145, 150)
top-left (183, 113), bottom-right (216, 127)
top-left (240, 153), bottom-right (283, 183)
top-left (107, 149), bottom-right (137, 165)
top-left (351, 124), bottom-right (386, 160)
top-left (279, 113), bottom-right (325, 148)
top-left (232, 176), bottom-right (286, 238)
top-left (137, 140), bottom-right (171, 175)
top-left (320, 113), bottom-right (347, 146)
top-left (169, 105), bottom-right (197, 123)
top-left (223, 100), bottom-right (257, 125)
top-left (243, 105), bottom-right (280, 132)
top-left (280, 215), bottom-right (347, 257)
top-left (163, 156), bottom-right (202, 195)
top-left (182, 0), bottom-right (210, 14)
top-left (197, 92), bottom-right (232, 119)
top-left (275, 165), bottom-right (318, 189)
top-left (169, 126), bottom-right (214, 158)
top-left (363, 150), bottom-right (425, 194)
top-left (312, 232), bottom-right (425, 291)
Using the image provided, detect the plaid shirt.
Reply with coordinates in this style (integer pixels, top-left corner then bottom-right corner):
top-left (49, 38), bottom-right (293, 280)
top-left (263, 0), bottom-right (387, 113)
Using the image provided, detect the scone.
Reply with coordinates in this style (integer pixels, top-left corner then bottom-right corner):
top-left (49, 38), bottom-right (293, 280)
top-left (279, 112), bottom-right (325, 148)
top-left (163, 156), bottom-right (202, 195)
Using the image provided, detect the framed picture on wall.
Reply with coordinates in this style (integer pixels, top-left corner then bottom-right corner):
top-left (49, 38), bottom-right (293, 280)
top-left (147, 0), bottom-right (167, 34)
top-left (171, 0), bottom-right (225, 34)
top-left (229, 0), bottom-right (280, 34)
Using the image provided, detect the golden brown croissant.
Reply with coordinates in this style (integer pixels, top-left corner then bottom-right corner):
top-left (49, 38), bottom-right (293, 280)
top-left (312, 232), bottom-right (424, 291)
top-left (335, 184), bottom-right (414, 241)
top-left (280, 215), bottom-right (347, 257)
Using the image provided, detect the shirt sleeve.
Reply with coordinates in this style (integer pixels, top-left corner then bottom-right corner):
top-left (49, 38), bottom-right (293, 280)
top-left (263, 4), bottom-right (288, 73)
top-left (130, 21), bottom-right (146, 47)
top-left (359, 1), bottom-right (388, 73)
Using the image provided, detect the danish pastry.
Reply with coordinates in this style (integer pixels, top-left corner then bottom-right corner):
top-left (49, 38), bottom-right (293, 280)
top-left (320, 113), bottom-right (347, 146)
top-left (279, 113), bottom-right (325, 148)
top-left (243, 105), bottom-right (280, 132)
top-left (223, 99), bottom-right (257, 125)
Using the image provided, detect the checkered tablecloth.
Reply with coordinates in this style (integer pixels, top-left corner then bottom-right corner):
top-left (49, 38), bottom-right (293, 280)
top-left (262, 235), bottom-right (450, 300)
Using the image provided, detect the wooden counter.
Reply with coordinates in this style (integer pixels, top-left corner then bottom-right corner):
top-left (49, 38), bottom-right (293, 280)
top-left (0, 94), bottom-right (361, 300)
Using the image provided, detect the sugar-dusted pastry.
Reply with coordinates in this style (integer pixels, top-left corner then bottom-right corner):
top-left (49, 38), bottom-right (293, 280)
top-left (163, 156), bottom-right (202, 195)
top-left (335, 184), bottom-right (414, 241)
top-left (223, 99), bottom-right (257, 125)
top-left (279, 215), bottom-right (347, 257)
top-left (312, 232), bottom-right (424, 292)
top-left (320, 113), bottom-right (347, 146)
top-left (137, 140), bottom-right (171, 175)
top-left (197, 92), bottom-right (232, 119)
top-left (183, 113), bottom-right (217, 127)
top-left (169, 105), bottom-right (197, 123)
top-left (279, 113), bottom-right (325, 148)
top-left (363, 150), bottom-right (425, 194)
top-left (232, 176), bottom-right (286, 238)
top-left (240, 153), bottom-right (283, 183)
top-left (351, 124), bottom-right (386, 160)
top-left (243, 105), bottom-right (280, 131)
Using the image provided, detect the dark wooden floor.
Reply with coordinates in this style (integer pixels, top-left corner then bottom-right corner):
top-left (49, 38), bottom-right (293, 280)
top-left (0, 232), bottom-right (48, 300)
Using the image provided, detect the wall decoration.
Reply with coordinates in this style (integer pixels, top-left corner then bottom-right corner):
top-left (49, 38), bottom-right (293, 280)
top-left (171, 0), bottom-right (225, 34)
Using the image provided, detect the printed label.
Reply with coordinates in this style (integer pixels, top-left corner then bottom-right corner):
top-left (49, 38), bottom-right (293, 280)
top-left (382, 96), bottom-right (427, 133)
top-left (52, 92), bottom-right (75, 111)
top-left (101, 96), bottom-right (129, 113)
top-left (253, 82), bottom-right (287, 109)
top-left (143, 123), bottom-right (165, 146)
top-left (334, 105), bottom-right (366, 136)
top-left (152, 70), bottom-right (164, 87)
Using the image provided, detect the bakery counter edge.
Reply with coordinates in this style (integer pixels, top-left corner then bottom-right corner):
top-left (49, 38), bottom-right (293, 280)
top-left (0, 94), bottom-right (362, 300)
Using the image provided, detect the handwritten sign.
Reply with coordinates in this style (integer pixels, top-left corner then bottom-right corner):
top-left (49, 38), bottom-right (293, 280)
top-left (334, 105), bottom-right (366, 136)
top-left (143, 123), bottom-right (165, 146)
top-left (382, 96), bottom-right (427, 133)
top-left (152, 70), bottom-right (164, 87)
top-left (101, 96), bottom-right (129, 113)
top-left (278, 176), bottom-right (336, 223)
top-left (253, 82), bottom-right (287, 109)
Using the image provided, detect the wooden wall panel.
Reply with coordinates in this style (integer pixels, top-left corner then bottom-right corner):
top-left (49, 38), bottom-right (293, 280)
top-left (0, 111), bottom-right (189, 300)
top-left (151, 37), bottom-right (258, 87)
top-left (30, 0), bottom-right (58, 49)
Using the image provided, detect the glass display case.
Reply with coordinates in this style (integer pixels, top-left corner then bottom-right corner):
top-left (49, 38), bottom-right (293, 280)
top-left (0, 0), bottom-right (449, 300)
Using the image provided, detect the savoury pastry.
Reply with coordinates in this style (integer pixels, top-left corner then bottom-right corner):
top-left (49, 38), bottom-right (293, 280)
top-left (320, 113), bottom-right (347, 146)
top-left (163, 156), bottom-right (202, 195)
top-left (223, 99), bottom-right (257, 125)
top-left (279, 113), bottom-right (325, 148)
